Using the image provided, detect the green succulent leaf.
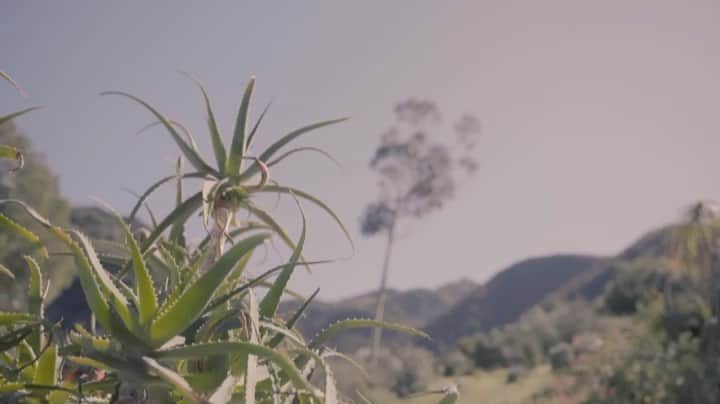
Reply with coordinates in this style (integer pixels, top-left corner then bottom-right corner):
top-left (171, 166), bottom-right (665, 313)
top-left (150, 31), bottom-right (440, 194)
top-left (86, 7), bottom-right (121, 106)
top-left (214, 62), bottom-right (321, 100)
top-left (0, 312), bottom-right (37, 327)
top-left (183, 72), bottom-right (227, 173)
top-left (107, 207), bottom-right (158, 326)
top-left (239, 117), bottom-right (348, 181)
top-left (258, 208), bottom-right (306, 319)
top-left (267, 288), bottom-right (319, 349)
top-left (153, 341), bottom-right (321, 397)
top-left (0, 106), bottom-right (43, 127)
top-left (149, 233), bottom-right (269, 346)
top-left (22, 256), bottom-right (43, 353)
top-left (32, 345), bottom-right (57, 387)
top-left (0, 145), bottom-right (23, 171)
top-left (140, 192), bottom-right (203, 253)
top-left (170, 157), bottom-right (187, 248)
top-left (71, 230), bottom-right (138, 334)
top-left (226, 77), bottom-right (256, 175)
top-left (127, 172), bottom-right (206, 222)
top-left (0, 213), bottom-right (48, 258)
top-left (309, 319), bottom-right (430, 350)
top-left (245, 100), bottom-right (272, 150)
top-left (267, 146), bottom-right (341, 168)
top-left (253, 185), bottom-right (354, 252)
top-left (142, 357), bottom-right (204, 403)
top-left (101, 91), bottom-right (218, 176)
top-left (0, 70), bottom-right (25, 95)
top-left (0, 199), bottom-right (117, 333)
top-left (0, 263), bottom-right (14, 279)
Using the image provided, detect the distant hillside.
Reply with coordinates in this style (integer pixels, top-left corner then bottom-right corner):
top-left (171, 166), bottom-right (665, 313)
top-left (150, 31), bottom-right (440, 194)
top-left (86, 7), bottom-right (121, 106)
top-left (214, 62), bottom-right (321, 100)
top-left (280, 279), bottom-right (477, 351)
top-left (423, 254), bottom-right (603, 349)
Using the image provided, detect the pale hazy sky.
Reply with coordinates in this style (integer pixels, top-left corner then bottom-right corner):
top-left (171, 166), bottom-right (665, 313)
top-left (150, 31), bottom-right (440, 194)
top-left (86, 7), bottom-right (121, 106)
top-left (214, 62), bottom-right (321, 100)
top-left (3, 1), bottom-right (720, 300)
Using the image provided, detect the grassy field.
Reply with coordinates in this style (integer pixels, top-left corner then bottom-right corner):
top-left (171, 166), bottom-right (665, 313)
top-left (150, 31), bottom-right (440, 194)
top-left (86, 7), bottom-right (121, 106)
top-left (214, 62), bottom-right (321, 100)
top-left (363, 365), bottom-right (560, 404)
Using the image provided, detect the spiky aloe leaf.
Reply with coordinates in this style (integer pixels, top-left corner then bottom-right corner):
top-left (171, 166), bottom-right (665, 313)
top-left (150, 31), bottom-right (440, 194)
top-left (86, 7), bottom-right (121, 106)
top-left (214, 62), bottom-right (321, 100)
top-left (203, 261), bottom-right (296, 314)
top-left (243, 203), bottom-right (299, 259)
top-left (0, 263), bottom-right (14, 279)
top-left (66, 354), bottom-right (155, 384)
top-left (267, 146), bottom-right (341, 168)
top-left (140, 192), bottom-right (203, 253)
top-left (137, 118), bottom-right (200, 152)
top-left (253, 185), bottom-right (353, 251)
top-left (183, 72), bottom-right (227, 173)
top-left (152, 341), bottom-right (321, 398)
top-left (71, 230), bottom-right (138, 334)
top-left (226, 77), bottom-right (256, 175)
top-left (32, 345), bottom-right (57, 387)
top-left (170, 157), bottom-right (186, 248)
top-left (0, 145), bottom-right (23, 171)
top-left (149, 233), bottom-right (269, 346)
top-left (309, 319), bottom-right (429, 350)
top-left (101, 91), bottom-right (218, 176)
top-left (267, 288), bottom-right (319, 349)
top-left (208, 374), bottom-right (239, 404)
top-left (239, 117), bottom-right (348, 181)
top-left (0, 382), bottom-right (24, 394)
top-left (106, 207), bottom-right (158, 326)
top-left (258, 209), bottom-right (305, 319)
top-left (0, 70), bottom-right (25, 96)
top-left (245, 100), bottom-right (272, 150)
top-left (22, 256), bottom-right (43, 353)
top-left (142, 357), bottom-right (205, 403)
top-left (0, 312), bottom-right (37, 327)
top-left (0, 106), bottom-right (43, 127)
top-left (0, 324), bottom-right (34, 354)
top-left (127, 172), bottom-right (206, 222)
top-left (0, 213), bottom-right (48, 258)
top-left (0, 199), bottom-right (116, 333)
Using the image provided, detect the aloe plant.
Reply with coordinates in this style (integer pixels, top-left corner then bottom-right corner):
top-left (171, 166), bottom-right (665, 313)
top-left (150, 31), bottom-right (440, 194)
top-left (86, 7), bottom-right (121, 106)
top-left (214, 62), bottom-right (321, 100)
top-left (104, 74), bottom-right (352, 271)
top-left (0, 75), bottom-right (430, 403)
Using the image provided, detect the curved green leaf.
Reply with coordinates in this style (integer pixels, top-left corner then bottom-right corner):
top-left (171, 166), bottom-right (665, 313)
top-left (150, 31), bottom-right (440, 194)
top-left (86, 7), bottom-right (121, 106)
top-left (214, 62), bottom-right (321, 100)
top-left (0, 145), bottom-right (23, 171)
top-left (182, 72), bottom-right (227, 173)
top-left (142, 357), bottom-right (204, 403)
top-left (149, 233), bottom-right (269, 346)
top-left (107, 207), bottom-right (157, 326)
top-left (127, 172), bottom-right (205, 222)
top-left (32, 345), bottom-right (57, 387)
top-left (267, 288), bottom-right (319, 348)
top-left (267, 146), bottom-right (341, 168)
top-left (246, 100), bottom-right (272, 150)
top-left (0, 70), bottom-right (26, 96)
top-left (0, 263), bottom-right (14, 279)
top-left (22, 256), bottom-right (43, 353)
top-left (258, 208), bottom-right (305, 319)
top-left (101, 91), bottom-right (218, 176)
top-left (0, 213), bottom-right (48, 258)
top-left (153, 341), bottom-right (321, 397)
top-left (239, 117), bottom-right (348, 181)
top-left (309, 319), bottom-right (430, 350)
top-left (226, 77), bottom-right (256, 175)
top-left (252, 185), bottom-right (354, 252)
top-left (0, 106), bottom-right (43, 127)
top-left (0, 312), bottom-right (37, 327)
top-left (140, 192), bottom-right (203, 253)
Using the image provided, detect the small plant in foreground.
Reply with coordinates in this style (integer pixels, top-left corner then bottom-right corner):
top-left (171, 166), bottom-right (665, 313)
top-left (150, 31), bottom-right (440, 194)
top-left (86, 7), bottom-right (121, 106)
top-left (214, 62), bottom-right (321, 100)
top-left (0, 72), bottom-right (432, 403)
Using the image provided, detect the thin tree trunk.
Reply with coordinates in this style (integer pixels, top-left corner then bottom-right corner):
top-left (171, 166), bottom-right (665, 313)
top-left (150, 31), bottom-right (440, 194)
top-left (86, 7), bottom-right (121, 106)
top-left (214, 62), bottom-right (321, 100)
top-left (370, 218), bottom-right (396, 363)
